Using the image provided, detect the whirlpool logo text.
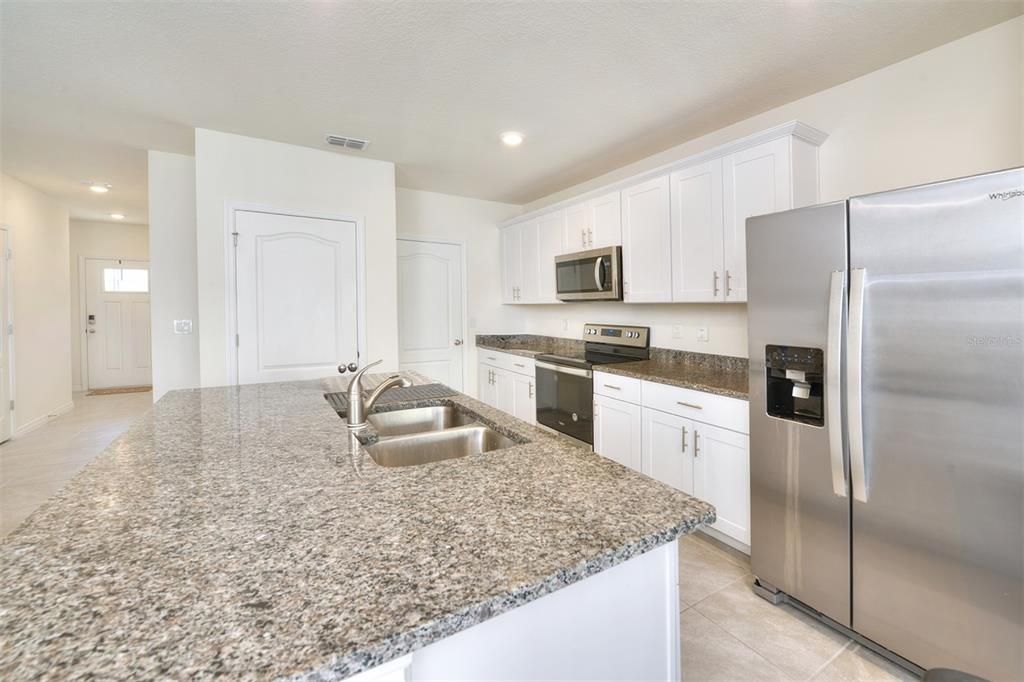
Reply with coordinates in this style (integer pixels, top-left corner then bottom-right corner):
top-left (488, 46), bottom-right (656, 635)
top-left (988, 188), bottom-right (1024, 201)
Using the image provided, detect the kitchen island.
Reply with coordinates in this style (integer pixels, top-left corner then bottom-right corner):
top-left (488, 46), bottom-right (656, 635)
top-left (0, 373), bottom-right (714, 680)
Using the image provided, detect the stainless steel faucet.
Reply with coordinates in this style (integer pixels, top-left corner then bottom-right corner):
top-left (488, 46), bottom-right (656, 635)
top-left (341, 359), bottom-right (412, 428)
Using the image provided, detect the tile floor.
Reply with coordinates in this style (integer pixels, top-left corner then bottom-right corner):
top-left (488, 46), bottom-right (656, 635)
top-left (0, 390), bottom-right (153, 537)
top-left (1, 393), bottom-right (918, 681)
top-left (678, 533), bottom-right (919, 681)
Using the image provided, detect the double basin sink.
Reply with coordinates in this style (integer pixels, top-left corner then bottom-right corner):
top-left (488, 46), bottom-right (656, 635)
top-left (363, 406), bottom-right (519, 467)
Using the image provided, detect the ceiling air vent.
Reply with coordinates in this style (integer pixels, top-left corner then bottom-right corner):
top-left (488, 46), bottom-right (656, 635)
top-left (325, 134), bottom-right (370, 151)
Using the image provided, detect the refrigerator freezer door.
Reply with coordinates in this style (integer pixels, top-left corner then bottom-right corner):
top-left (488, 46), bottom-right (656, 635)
top-left (747, 201), bottom-right (851, 627)
top-left (849, 167), bottom-right (1023, 680)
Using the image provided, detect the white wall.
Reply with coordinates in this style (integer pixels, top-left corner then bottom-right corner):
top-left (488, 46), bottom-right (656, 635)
top-left (68, 219), bottom-right (149, 391)
top-left (148, 151), bottom-right (199, 401)
top-left (396, 188), bottom-right (522, 396)
top-left (194, 129), bottom-right (399, 387)
top-left (1, 174), bottom-right (73, 434)
top-left (517, 17), bottom-right (1024, 357)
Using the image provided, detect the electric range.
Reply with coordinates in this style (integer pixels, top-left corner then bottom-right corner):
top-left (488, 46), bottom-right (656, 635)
top-left (534, 324), bottom-right (650, 446)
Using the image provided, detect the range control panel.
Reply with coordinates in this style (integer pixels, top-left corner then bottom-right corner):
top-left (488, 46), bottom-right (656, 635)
top-left (583, 324), bottom-right (650, 348)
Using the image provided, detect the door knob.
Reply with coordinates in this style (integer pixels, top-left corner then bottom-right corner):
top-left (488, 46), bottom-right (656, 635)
top-left (454, 339), bottom-right (463, 346)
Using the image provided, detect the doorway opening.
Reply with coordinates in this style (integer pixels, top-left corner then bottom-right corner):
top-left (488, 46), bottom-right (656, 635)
top-left (397, 237), bottom-right (467, 391)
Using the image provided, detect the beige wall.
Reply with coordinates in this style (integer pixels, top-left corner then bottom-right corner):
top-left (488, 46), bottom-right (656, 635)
top-left (396, 188), bottom-right (522, 397)
top-left (1, 174), bottom-right (72, 434)
top-left (517, 17), bottom-right (1024, 358)
top-left (194, 129), bottom-right (399, 386)
top-left (69, 219), bottom-right (149, 391)
top-left (148, 151), bottom-right (199, 401)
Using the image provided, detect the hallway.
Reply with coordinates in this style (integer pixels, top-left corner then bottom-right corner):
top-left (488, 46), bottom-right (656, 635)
top-left (0, 391), bottom-right (152, 537)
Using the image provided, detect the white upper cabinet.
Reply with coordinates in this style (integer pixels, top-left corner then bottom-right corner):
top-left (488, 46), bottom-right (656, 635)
top-left (519, 220), bottom-right (540, 303)
top-left (535, 210), bottom-right (564, 303)
top-left (562, 191), bottom-right (622, 252)
top-left (504, 211), bottom-right (563, 305)
top-left (588, 191), bottom-right (622, 249)
top-left (502, 122), bottom-right (824, 305)
top-left (722, 137), bottom-right (791, 302)
top-left (621, 175), bottom-right (672, 302)
top-left (671, 159), bottom-right (724, 302)
top-left (501, 224), bottom-right (523, 303)
top-left (563, 202), bottom-right (590, 252)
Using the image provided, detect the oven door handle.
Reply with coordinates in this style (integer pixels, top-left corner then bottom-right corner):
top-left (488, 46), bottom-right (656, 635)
top-left (594, 258), bottom-right (605, 291)
top-left (535, 360), bottom-right (593, 378)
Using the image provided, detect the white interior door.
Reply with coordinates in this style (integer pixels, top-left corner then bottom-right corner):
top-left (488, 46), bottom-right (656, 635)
top-left (85, 258), bottom-right (152, 389)
top-left (0, 228), bottom-right (10, 442)
top-left (234, 210), bottom-right (358, 385)
top-left (397, 239), bottom-right (464, 389)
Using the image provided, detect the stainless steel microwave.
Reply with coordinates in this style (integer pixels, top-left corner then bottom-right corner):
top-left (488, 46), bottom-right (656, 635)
top-left (555, 246), bottom-right (622, 301)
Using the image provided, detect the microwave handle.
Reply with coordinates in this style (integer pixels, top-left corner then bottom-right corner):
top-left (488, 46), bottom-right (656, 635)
top-left (594, 258), bottom-right (605, 290)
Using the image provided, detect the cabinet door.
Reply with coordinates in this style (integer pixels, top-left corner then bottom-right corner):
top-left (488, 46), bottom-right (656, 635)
top-left (536, 211), bottom-right (565, 303)
top-left (641, 408), bottom-right (695, 494)
top-left (671, 159), bottom-right (724, 302)
top-left (501, 225), bottom-right (522, 303)
top-left (593, 394), bottom-right (642, 472)
top-left (519, 220), bottom-right (540, 303)
top-left (693, 423), bottom-right (750, 545)
top-left (621, 176), bottom-right (672, 302)
top-left (494, 367), bottom-right (515, 415)
top-left (588, 190), bottom-right (622, 248)
top-left (511, 372), bottom-right (536, 425)
top-left (722, 137), bottom-right (791, 302)
top-left (478, 363), bottom-right (498, 407)
top-left (563, 202), bottom-right (590, 252)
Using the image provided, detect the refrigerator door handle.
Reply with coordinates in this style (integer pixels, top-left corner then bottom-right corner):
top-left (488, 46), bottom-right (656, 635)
top-left (827, 270), bottom-right (847, 497)
top-left (848, 267), bottom-right (868, 502)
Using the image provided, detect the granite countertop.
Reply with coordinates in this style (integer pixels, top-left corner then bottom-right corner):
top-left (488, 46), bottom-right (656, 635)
top-left (477, 335), bottom-right (749, 399)
top-left (0, 372), bottom-right (714, 680)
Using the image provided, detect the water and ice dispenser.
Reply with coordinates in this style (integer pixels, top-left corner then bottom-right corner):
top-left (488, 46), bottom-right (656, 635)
top-left (765, 345), bottom-right (825, 427)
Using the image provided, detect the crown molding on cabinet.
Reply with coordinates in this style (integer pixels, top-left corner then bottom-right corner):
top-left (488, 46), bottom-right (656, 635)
top-left (502, 120), bottom-right (828, 228)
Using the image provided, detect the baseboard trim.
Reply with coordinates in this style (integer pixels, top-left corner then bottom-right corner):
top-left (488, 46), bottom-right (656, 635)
top-left (13, 400), bottom-right (75, 438)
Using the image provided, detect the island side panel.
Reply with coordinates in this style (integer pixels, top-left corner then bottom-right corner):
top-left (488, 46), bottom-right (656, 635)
top-left (407, 540), bottom-right (681, 681)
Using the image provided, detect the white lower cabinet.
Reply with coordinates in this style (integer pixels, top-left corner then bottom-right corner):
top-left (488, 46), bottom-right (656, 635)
top-left (593, 394), bottom-right (642, 472)
top-left (641, 409), bottom-right (695, 494)
top-left (478, 352), bottom-right (536, 425)
top-left (592, 371), bottom-right (751, 549)
top-left (692, 422), bottom-right (750, 545)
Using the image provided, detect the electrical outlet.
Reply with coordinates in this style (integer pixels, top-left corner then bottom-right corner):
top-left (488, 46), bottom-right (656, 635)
top-left (562, 319), bottom-right (570, 332)
top-left (672, 325), bottom-right (683, 339)
top-left (697, 327), bottom-right (709, 342)
top-left (174, 320), bottom-right (193, 335)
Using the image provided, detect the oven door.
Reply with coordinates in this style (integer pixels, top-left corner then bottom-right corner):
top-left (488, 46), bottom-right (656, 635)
top-left (555, 247), bottom-right (622, 301)
top-left (535, 360), bottom-right (594, 445)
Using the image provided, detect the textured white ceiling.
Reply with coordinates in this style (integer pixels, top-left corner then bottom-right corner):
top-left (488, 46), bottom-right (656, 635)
top-left (2, 1), bottom-right (1021, 221)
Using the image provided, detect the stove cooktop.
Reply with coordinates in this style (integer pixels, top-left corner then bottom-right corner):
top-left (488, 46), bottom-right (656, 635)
top-left (536, 324), bottom-right (650, 369)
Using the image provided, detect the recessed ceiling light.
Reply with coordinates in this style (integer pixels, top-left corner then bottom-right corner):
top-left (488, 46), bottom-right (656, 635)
top-left (500, 131), bottom-right (524, 147)
top-left (110, 213), bottom-right (125, 220)
top-left (83, 181), bottom-right (111, 193)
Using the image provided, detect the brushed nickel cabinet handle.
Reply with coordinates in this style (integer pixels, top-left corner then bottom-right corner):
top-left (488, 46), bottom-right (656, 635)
top-left (694, 431), bottom-right (700, 457)
top-left (604, 384), bottom-right (621, 390)
top-left (713, 271), bottom-right (720, 297)
top-left (528, 382), bottom-right (533, 398)
top-left (681, 425), bottom-right (688, 453)
top-left (725, 270), bottom-right (732, 296)
top-left (677, 401), bottom-right (704, 410)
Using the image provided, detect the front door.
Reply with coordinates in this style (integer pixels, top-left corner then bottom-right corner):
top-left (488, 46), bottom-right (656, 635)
top-left (85, 258), bottom-right (152, 389)
top-left (396, 239), bottom-right (464, 389)
top-left (234, 210), bottom-right (359, 385)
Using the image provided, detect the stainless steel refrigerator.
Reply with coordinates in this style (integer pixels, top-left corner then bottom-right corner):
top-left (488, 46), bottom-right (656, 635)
top-left (746, 167), bottom-right (1023, 681)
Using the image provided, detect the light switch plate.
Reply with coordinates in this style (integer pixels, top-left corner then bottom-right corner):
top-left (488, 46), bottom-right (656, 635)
top-left (174, 319), bottom-right (193, 335)
top-left (697, 327), bottom-right (709, 342)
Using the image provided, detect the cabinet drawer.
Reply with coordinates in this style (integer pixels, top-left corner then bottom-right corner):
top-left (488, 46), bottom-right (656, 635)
top-left (641, 380), bottom-right (748, 434)
top-left (479, 349), bottom-right (535, 376)
top-left (593, 372), bottom-right (641, 403)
